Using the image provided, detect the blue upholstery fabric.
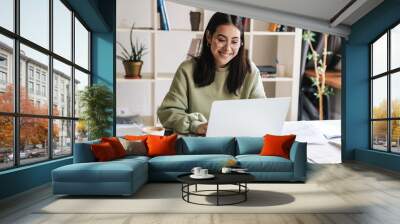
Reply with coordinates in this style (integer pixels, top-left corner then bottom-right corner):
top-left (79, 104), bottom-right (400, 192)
top-left (52, 158), bottom-right (148, 195)
top-left (236, 155), bottom-right (293, 172)
top-left (178, 137), bottom-right (236, 155)
top-left (290, 142), bottom-right (307, 181)
top-left (235, 137), bottom-right (263, 155)
top-left (149, 154), bottom-right (235, 172)
top-left (73, 140), bottom-right (100, 163)
top-left (53, 137), bottom-right (307, 196)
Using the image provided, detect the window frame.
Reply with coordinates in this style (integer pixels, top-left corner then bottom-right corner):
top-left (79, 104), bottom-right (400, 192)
top-left (370, 20), bottom-right (400, 154)
top-left (0, 0), bottom-right (92, 171)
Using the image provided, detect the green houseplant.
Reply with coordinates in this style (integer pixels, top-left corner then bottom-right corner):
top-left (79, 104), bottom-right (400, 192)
top-left (117, 24), bottom-right (147, 79)
top-left (79, 84), bottom-right (113, 140)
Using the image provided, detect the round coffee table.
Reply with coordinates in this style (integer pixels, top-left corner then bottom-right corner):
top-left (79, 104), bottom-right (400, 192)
top-left (177, 173), bottom-right (255, 206)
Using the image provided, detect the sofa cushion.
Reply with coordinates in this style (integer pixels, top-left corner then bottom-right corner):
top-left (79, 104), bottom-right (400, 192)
top-left (236, 155), bottom-right (293, 172)
top-left (260, 134), bottom-right (296, 159)
top-left (119, 138), bottom-right (147, 156)
top-left (178, 137), bottom-right (236, 155)
top-left (147, 134), bottom-right (177, 157)
top-left (148, 154), bottom-right (235, 172)
top-left (91, 142), bottom-right (118, 161)
top-left (101, 137), bottom-right (127, 158)
top-left (74, 140), bottom-right (100, 163)
top-left (235, 137), bottom-right (263, 155)
top-left (52, 158), bottom-right (147, 183)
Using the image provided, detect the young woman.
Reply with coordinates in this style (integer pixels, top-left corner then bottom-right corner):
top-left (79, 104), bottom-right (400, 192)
top-left (157, 12), bottom-right (266, 135)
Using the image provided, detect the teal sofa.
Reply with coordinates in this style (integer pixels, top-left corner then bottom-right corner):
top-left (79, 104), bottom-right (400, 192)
top-left (52, 137), bottom-right (307, 196)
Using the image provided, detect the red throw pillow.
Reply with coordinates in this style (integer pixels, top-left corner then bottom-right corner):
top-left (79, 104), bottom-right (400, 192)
top-left (146, 134), bottom-right (177, 157)
top-left (101, 137), bottom-right (127, 158)
top-left (91, 142), bottom-right (117, 161)
top-left (259, 134), bottom-right (296, 159)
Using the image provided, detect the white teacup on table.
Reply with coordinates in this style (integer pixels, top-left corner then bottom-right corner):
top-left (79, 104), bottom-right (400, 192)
top-left (191, 167), bottom-right (202, 176)
top-left (199, 169), bottom-right (208, 176)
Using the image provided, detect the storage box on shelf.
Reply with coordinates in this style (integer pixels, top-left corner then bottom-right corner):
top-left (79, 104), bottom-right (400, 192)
top-left (116, 0), bottom-right (302, 126)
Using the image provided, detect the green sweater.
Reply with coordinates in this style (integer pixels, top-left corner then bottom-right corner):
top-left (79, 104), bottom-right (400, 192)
top-left (157, 59), bottom-right (266, 134)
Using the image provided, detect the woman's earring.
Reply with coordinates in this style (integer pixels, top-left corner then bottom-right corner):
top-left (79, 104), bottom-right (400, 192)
top-left (207, 42), bottom-right (210, 47)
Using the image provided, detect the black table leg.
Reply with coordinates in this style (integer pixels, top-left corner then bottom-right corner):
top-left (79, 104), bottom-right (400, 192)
top-left (217, 184), bottom-right (219, 206)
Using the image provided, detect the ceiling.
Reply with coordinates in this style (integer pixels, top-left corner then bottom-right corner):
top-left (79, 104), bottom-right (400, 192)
top-left (170, 0), bottom-right (384, 37)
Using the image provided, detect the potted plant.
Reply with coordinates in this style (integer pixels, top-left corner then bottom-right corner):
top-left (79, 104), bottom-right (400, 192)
top-left (79, 84), bottom-right (113, 140)
top-left (117, 24), bottom-right (147, 79)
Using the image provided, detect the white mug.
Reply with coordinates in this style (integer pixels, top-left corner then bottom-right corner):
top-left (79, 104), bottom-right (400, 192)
top-left (191, 167), bottom-right (202, 176)
top-left (200, 169), bottom-right (208, 176)
top-left (221, 167), bottom-right (232, 174)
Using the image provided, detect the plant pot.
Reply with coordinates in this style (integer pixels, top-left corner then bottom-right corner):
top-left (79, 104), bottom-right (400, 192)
top-left (123, 61), bottom-right (143, 79)
top-left (190, 11), bottom-right (201, 31)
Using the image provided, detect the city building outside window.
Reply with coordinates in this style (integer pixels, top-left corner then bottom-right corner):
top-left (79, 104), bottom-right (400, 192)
top-left (0, 0), bottom-right (91, 170)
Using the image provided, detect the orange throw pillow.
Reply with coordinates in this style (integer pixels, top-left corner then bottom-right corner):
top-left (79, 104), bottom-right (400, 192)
top-left (101, 137), bottom-right (127, 158)
top-left (146, 134), bottom-right (177, 157)
top-left (259, 134), bottom-right (296, 159)
top-left (91, 142), bottom-right (117, 161)
top-left (124, 135), bottom-right (148, 142)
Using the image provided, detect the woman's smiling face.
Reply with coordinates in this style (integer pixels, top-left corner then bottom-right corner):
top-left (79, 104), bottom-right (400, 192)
top-left (207, 24), bottom-right (242, 68)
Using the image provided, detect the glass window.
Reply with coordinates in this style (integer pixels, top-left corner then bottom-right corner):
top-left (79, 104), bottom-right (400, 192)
top-left (391, 24), bottom-right (400, 70)
top-left (53, 0), bottom-right (72, 60)
top-left (372, 77), bottom-right (387, 119)
top-left (53, 119), bottom-right (72, 158)
top-left (391, 120), bottom-right (400, 153)
top-left (75, 120), bottom-right (88, 143)
top-left (0, 0), bottom-right (14, 31)
top-left (74, 69), bottom-right (89, 118)
top-left (372, 121), bottom-right (388, 151)
top-left (371, 24), bottom-right (400, 154)
top-left (28, 81), bottom-right (34, 93)
top-left (53, 59), bottom-right (71, 117)
top-left (372, 34), bottom-right (387, 76)
top-left (20, 44), bottom-right (49, 115)
top-left (74, 18), bottom-right (89, 69)
top-left (391, 72), bottom-right (400, 118)
top-left (0, 35), bottom-right (13, 113)
top-left (0, 0), bottom-right (91, 170)
top-left (20, 0), bottom-right (49, 49)
top-left (0, 116), bottom-right (14, 170)
top-left (19, 117), bottom-right (49, 165)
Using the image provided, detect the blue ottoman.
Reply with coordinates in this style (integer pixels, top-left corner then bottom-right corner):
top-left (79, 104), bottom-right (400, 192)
top-left (52, 156), bottom-right (148, 196)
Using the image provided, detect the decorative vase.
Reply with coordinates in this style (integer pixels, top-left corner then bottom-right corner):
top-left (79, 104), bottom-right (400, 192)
top-left (190, 11), bottom-right (201, 31)
top-left (123, 61), bottom-right (143, 79)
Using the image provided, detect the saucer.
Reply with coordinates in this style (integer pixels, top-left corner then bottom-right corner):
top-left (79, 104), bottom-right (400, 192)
top-left (190, 174), bottom-right (215, 179)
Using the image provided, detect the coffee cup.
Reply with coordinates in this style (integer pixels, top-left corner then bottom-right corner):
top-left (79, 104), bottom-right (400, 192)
top-left (191, 167), bottom-right (202, 176)
top-left (199, 169), bottom-right (208, 176)
top-left (221, 167), bottom-right (232, 174)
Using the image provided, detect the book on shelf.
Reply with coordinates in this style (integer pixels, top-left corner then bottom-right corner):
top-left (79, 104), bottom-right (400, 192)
top-left (267, 23), bottom-right (295, 32)
top-left (257, 65), bottom-right (276, 74)
top-left (241, 17), bottom-right (250, 32)
top-left (186, 38), bottom-right (202, 60)
top-left (157, 0), bottom-right (169, 30)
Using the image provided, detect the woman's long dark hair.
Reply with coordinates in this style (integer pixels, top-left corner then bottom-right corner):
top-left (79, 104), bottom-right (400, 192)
top-left (194, 12), bottom-right (251, 95)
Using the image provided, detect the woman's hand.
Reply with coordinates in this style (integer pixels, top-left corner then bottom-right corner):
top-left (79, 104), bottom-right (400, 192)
top-left (195, 123), bottom-right (208, 135)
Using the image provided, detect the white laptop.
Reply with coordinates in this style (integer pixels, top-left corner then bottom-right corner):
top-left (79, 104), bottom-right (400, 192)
top-left (206, 98), bottom-right (290, 137)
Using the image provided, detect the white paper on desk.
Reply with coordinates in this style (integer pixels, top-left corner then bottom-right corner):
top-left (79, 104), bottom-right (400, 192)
top-left (282, 121), bottom-right (327, 144)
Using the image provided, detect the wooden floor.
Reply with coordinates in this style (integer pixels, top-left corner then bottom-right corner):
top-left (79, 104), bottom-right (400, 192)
top-left (1, 162), bottom-right (400, 224)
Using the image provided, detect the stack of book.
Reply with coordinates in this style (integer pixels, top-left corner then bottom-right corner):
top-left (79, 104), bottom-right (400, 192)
top-left (186, 38), bottom-right (203, 59)
top-left (257, 65), bottom-right (277, 78)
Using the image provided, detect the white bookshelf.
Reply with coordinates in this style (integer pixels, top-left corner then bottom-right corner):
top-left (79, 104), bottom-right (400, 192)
top-left (116, 0), bottom-right (302, 125)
